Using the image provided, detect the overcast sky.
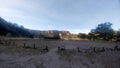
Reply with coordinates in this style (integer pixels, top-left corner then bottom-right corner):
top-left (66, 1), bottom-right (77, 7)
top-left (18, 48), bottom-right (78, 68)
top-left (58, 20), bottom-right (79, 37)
top-left (0, 0), bottom-right (120, 34)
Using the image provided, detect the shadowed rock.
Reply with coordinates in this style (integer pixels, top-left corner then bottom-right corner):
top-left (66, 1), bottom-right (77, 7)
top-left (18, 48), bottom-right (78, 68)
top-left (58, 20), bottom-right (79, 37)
top-left (58, 46), bottom-right (65, 51)
top-left (43, 46), bottom-right (49, 52)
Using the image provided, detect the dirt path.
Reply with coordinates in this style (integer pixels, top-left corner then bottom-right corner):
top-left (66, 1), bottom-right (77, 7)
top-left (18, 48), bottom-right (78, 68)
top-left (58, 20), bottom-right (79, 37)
top-left (0, 40), bottom-right (120, 68)
top-left (40, 47), bottom-right (61, 68)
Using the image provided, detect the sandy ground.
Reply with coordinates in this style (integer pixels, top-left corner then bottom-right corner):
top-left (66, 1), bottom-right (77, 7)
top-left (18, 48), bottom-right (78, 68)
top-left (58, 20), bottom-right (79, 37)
top-left (0, 39), bottom-right (120, 68)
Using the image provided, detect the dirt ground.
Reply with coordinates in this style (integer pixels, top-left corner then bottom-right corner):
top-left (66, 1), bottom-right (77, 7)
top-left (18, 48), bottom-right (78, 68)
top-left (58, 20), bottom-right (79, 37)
top-left (0, 38), bottom-right (120, 68)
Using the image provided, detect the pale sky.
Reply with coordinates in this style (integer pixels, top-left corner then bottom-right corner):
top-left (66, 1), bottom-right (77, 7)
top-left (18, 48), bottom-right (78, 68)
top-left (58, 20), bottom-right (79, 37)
top-left (0, 0), bottom-right (120, 34)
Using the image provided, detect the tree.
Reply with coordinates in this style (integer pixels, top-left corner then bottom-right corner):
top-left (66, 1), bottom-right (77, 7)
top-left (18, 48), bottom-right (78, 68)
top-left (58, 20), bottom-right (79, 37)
top-left (89, 22), bottom-right (115, 41)
top-left (78, 33), bottom-right (87, 39)
top-left (116, 29), bottom-right (120, 38)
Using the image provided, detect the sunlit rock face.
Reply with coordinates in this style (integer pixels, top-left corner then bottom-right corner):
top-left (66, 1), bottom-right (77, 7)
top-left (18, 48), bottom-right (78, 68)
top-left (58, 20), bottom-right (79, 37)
top-left (32, 30), bottom-right (70, 39)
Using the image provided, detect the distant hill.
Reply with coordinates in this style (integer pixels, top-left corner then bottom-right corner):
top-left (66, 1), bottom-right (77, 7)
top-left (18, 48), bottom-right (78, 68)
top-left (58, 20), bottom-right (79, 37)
top-left (0, 17), bottom-right (33, 37)
top-left (0, 17), bottom-right (71, 39)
